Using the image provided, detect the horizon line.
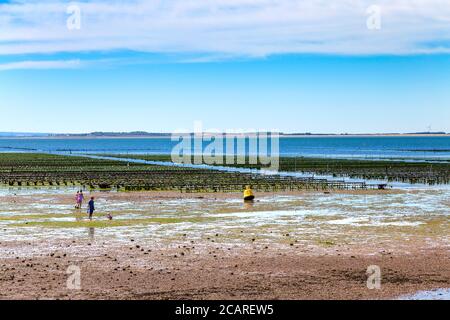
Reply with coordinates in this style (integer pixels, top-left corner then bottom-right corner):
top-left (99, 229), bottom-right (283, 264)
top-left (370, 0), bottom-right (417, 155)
top-left (1, 131), bottom-right (448, 137)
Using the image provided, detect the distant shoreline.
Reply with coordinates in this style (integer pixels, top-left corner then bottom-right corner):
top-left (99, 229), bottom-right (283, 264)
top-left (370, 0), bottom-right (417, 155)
top-left (0, 133), bottom-right (449, 139)
top-left (282, 133), bottom-right (450, 138)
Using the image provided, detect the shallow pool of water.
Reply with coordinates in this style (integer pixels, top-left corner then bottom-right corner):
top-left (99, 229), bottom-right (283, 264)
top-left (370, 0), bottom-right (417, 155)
top-left (398, 288), bottom-right (450, 300)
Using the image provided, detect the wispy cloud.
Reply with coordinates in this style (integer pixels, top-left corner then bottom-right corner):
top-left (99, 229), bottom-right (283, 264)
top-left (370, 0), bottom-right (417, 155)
top-left (0, 59), bottom-right (82, 71)
top-left (1, 0), bottom-right (450, 59)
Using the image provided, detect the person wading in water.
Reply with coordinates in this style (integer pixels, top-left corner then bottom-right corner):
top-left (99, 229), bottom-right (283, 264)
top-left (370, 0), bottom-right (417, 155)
top-left (88, 197), bottom-right (95, 220)
top-left (77, 190), bottom-right (84, 209)
top-left (75, 191), bottom-right (80, 209)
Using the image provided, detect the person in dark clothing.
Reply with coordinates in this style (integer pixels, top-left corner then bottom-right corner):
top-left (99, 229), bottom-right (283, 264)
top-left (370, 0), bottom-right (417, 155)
top-left (88, 197), bottom-right (95, 220)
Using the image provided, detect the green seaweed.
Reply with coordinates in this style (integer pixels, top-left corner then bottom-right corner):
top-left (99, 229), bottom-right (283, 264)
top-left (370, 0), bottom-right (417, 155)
top-left (9, 216), bottom-right (219, 228)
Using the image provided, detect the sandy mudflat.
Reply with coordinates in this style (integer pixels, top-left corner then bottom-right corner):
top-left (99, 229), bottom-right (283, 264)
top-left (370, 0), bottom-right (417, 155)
top-left (0, 189), bottom-right (448, 300)
top-left (0, 240), bottom-right (449, 300)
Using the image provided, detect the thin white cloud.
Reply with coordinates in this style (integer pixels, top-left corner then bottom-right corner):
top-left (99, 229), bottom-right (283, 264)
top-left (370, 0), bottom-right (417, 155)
top-left (0, 59), bottom-right (82, 71)
top-left (0, 0), bottom-right (450, 58)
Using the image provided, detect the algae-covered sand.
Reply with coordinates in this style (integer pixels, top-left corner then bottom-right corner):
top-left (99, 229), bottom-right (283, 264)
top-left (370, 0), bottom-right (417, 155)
top-left (0, 185), bottom-right (449, 300)
top-left (1, 187), bottom-right (448, 248)
top-left (0, 187), bottom-right (449, 300)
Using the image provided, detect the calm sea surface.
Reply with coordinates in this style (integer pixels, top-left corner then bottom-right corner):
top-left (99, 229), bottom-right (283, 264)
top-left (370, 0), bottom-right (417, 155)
top-left (0, 136), bottom-right (450, 161)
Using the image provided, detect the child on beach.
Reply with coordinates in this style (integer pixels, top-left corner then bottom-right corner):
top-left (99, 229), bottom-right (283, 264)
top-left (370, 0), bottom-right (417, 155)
top-left (75, 191), bottom-right (79, 209)
top-left (84, 196), bottom-right (111, 221)
top-left (87, 197), bottom-right (95, 220)
top-left (77, 190), bottom-right (84, 209)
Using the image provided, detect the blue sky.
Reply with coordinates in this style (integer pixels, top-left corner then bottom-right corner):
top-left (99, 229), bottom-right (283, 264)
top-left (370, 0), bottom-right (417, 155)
top-left (1, 1), bottom-right (450, 133)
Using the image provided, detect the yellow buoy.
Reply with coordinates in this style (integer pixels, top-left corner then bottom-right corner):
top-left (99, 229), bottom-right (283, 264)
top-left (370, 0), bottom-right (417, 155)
top-left (243, 186), bottom-right (255, 201)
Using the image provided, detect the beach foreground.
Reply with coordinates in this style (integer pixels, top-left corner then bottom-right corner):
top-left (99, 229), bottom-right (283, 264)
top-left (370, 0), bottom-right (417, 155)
top-left (1, 239), bottom-right (448, 300)
top-left (0, 189), bottom-right (448, 300)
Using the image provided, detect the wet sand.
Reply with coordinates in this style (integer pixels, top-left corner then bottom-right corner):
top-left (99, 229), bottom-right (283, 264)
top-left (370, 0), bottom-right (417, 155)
top-left (0, 189), bottom-right (449, 300)
top-left (0, 188), bottom-right (401, 204)
top-left (0, 240), bottom-right (448, 300)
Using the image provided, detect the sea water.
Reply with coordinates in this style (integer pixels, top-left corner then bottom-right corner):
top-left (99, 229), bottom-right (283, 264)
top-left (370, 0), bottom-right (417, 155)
top-left (0, 136), bottom-right (450, 161)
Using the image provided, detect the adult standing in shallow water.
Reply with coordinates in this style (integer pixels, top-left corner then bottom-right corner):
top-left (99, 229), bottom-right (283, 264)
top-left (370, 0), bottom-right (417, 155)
top-left (88, 197), bottom-right (95, 220)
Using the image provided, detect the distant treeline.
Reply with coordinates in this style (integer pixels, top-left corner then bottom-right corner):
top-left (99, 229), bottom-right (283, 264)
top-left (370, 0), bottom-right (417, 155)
top-left (50, 131), bottom-right (172, 137)
top-left (51, 131), bottom-right (449, 137)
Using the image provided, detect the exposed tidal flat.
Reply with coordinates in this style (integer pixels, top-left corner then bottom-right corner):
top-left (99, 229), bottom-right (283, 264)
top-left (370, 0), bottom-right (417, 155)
top-left (0, 152), bottom-right (448, 299)
top-left (0, 188), bottom-right (448, 299)
top-left (0, 186), bottom-right (448, 245)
